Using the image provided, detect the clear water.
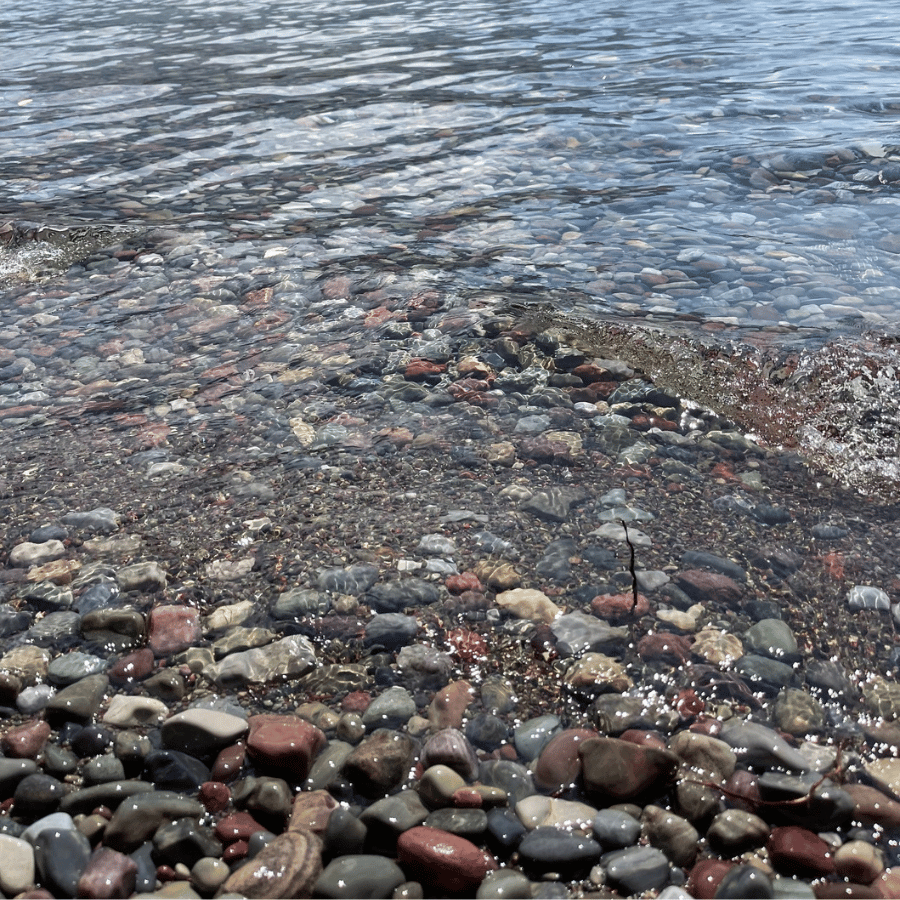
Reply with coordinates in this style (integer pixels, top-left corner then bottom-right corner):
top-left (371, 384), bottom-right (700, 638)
top-left (1, 0), bottom-right (900, 494)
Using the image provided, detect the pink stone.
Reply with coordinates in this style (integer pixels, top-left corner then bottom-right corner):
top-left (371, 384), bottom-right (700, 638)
top-left (289, 789), bottom-right (337, 835)
top-left (618, 729), bottom-right (667, 750)
top-left (591, 592), bottom-right (650, 621)
top-left (428, 681), bottom-right (476, 730)
top-left (198, 781), bottom-right (230, 814)
top-left (845, 784), bottom-right (900, 828)
top-left (767, 825), bottom-right (835, 878)
top-left (1, 719), bottom-right (50, 759)
top-left (397, 826), bottom-right (497, 892)
top-left (637, 632), bottom-right (692, 664)
top-left (452, 788), bottom-right (483, 809)
top-left (108, 648), bottom-right (154, 683)
top-left (341, 691), bottom-right (370, 713)
top-left (147, 606), bottom-right (201, 657)
top-left (446, 573), bottom-right (483, 595)
top-left (246, 714), bottom-right (326, 781)
top-left (76, 846), bottom-right (138, 899)
top-left (533, 728), bottom-right (599, 792)
top-left (874, 868), bottom-right (900, 898)
top-left (405, 359), bottom-right (446, 380)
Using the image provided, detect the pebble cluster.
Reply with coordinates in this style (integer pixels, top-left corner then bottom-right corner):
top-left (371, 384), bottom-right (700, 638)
top-left (0, 243), bottom-right (899, 898)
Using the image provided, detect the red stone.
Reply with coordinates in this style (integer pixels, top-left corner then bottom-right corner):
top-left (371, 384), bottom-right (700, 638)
top-left (618, 729), bottom-right (667, 750)
top-left (591, 592), bottom-right (650, 621)
top-left (340, 691), bottom-right (370, 714)
top-left (397, 826), bottom-right (497, 892)
top-left (405, 359), bottom-right (446, 380)
top-left (768, 826), bottom-right (835, 878)
top-left (572, 363), bottom-right (615, 384)
top-left (675, 570), bottom-right (743, 604)
top-left (686, 859), bottom-right (735, 899)
top-left (446, 572), bottom-right (484, 595)
top-left (814, 885), bottom-right (881, 899)
top-left (211, 742), bottom-right (246, 783)
top-left (1, 719), bottom-right (51, 759)
top-left (724, 769), bottom-right (761, 812)
top-left (452, 788), bottom-right (483, 809)
top-left (445, 628), bottom-right (488, 663)
top-left (844, 784), bottom-right (900, 829)
top-left (533, 728), bottom-right (599, 792)
top-left (147, 606), bottom-right (201, 657)
top-left (222, 840), bottom-right (249, 862)
top-left (108, 648), bottom-right (155, 683)
top-left (637, 632), bottom-right (692, 664)
top-left (215, 811), bottom-right (266, 843)
top-left (428, 681), bottom-right (476, 730)
top-left (199, 781), bottom-right (231, 814)
top-left (246, 714), bottom-right (326, 780)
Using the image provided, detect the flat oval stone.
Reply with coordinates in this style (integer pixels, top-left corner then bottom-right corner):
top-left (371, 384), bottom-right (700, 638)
top-left (533, 728), bottom-right (599, 792)
top-left (579, 737), bottom-right (678, 805)
top-left (33, 827), bottom-right (91, 897)
top-left (517, 826), bottom-right (601, 879)
top-left (0, 833), bottom-right (34, 895)
top-left (161, 707), bottom-right (249, 757)
top-left (45, 674), bottom-right (109, 726)
top-left (9, 540), bottom-right (66, 567)
top-left (362, 686), bottom-right (417, 731)
top-left (706, 809), bottom-right (770, 855)
top-left (516, 796), bottom-right (596, 833)
top-left (102, 791), bottom-right (205, 853)
top-left (397, 825), bottom-right (497, 892)
top-left (767, 825), bottom-right (835, 877)
top-left (602, 845), bottom-right (670, 895)
top-left (592, 809), bottom-right (641, 850)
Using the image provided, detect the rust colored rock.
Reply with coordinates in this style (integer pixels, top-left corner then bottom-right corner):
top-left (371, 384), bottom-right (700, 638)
top-left (445, 629), bottom-right (488, 664)
top-left (591, 592), bottom-right (650, 621)
top-left (428, 681), bottom-right (476, 730)
top-left (215, 811), bottom-right (267, 844)
top-left (199, 781), bottom-right (231, 814)
top-left (343, 728), bottom-right (419, 798)
top-left (637, 632), bottom-right (692, 664)
top-left (452, 788), bottom-right (483, 808)
top-left (533, 728), bottom-right (599, 792)
top-left (211, 742), bottom-right (246, 783)
top-left (1, 719), bottom-right (51, 759)
top-left (289, 789), bottom-right (337, 835)
top-left (405, 359), bottom-right (446, 380)
top-left (76, 847), bottom-right (137, 899)
top-left (686, 859), bottom-right (736, 899)
top-left (675, 569), bottom-right (743, 605)
top-left (246, 714), bottom-right (326, 781)
top-left (147, 605), bottom-right (201, 657)
top-left (579, 737), bottom-right (678, 805)
top-left (341, 691), bottom-right (370, 713)
top-left (218, 828), bottom-right (323, 899)
top-left (108, 648), bottom-right (154, 683)
top-left (723, 768), bottom-right (761, 812)
top-left (767, 825), bottom-right (835, 878)
top-left (397, 826), bottom-right (497, 893)
top-left (446, 572), bottom-right (483, 595)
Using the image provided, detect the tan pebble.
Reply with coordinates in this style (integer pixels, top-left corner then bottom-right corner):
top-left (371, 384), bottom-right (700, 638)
top-left (495, 588), bottom-right (560, 624)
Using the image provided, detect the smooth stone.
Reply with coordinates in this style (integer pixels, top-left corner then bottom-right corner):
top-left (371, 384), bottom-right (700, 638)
top-left (707, 809), bottom-right (771, 855)
top-left (83, 755), bottom-right (127, 785)
top-left (147, 605), bottom-right (201, 656)
top-left (344, 729), bottom-right (420, 798)
top-left (21, 811), bottom-right (76, 844)
top-left (485, 807), bottom-right (527, 855)
top-left (767, 825), bottom-right (835, 877)
top-left (314, 854), bottom-right (407, 899)
top-left (641, 804), bottom-right (699, 868)
top-left (477, 760), bottom-right (536, 808)
top-left (272, 587), bottom-right (331, 619)
top-left (117, 560), bottom-right (167, 592)
top-left (844, 783), bottom-right (900, 828)
top-left (0, 833), bottom-right (35, 894)
top-left (102, 694), bottom-right (169, 727)
top-left (424, 807), bottom-right (488, 838)
top-left (317, 563), bottom-right (379, 594)
top-left (362, 686), bottom-right (417, 731)
top-left (427, 679), bottom-right (475, 730)
top-left (246, 714), bottom-right (326, 781)
top-left (0, 645), bottom-right (51, 685)
top-left (33, 826), bottom-right (92, 897)
top-left (397, 825), bottom-right (497, 893)
top-left (231, 775), bottom-right (293, 823)
top-left (848, 584), bottom-right (890, 610)
top-left (563, 652), bottom-right (632, 694)
top-left (103, 791), bottom-right (205, 853)
top-left (9, 539), bottom-right (66, 567)
top-left (358, 790), bottom-right (429, 853)
top-left (13, 773), bottom-right (66, 820)
top-left (734, 653), bottom-right (798, 694)
top-left (76, 846), bottom-right (138, 899)
top-left (45, 673), bottom-right (109, 725)
top-left (714, 866), bottom-right (774, 899)
top-left (219, 828), bottom-right (323, 898)
top-left (475, 868), bottom-right (533, 899)
top-left (550, 611), bottom-right (628, 657)
top-left (516, 796), bottom-right (596, 833)
top-left (61, 507), bottom-right (120, 534)
top-left (418, 765), bottom-right (466, 808)
top-left (420, 728), bottom-right (479, 780)
top-left (153, 816), bottom-right (222, 868)
top-left (60, 780), bottom-right (155, 816)
top-left (1, 719), bottom-right (51, 759)
top-left (17, 683), bottom-right (55, 715)
top-left (191, 857), bottom-right (230, 895)
top-left (47, 651), bottom-right (107, 685)
top-left (363, 613), bottom-right (419, 649)
top-left (516, 826), bottom-right (601, 879)
top-left (602, 845), bottom-right (671, 895)
top-left (592, 809), bottom-right (641, 850)
top-left (833, 840), bottom-right (885, 884)
top-left (367, 578), bottom-right (442, 613)
top-left (718, 719), bottom-right (810, 771)
top-left (495, 588), bottom-right (560, 623)
top-left (667, 731), bottom-right (736, 780)
top-left (579, 737), bottom-right (678, 804)
top-left (513, 714), bottom-right (561, 761)
top-left (533, 728), bottom-right (599, 792)
top-left (757, 771), bottom-right (855, 830)
top-left (203, 633), bottom-right (317, 688)
top-left (161, 708), bottom-right (249, 757)
top-left (773, 688), bottom-right (825, 736)
top-left (743, 618), bottom-right (799, 661)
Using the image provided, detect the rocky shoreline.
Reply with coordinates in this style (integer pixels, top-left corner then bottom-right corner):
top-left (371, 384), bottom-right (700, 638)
top-left (0, 267), bottom-right (899, 899)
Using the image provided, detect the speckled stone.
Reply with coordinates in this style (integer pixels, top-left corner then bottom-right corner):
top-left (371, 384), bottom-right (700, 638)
top-left (495, 588), bottom-right (560, 624)
top-left (691, 628), bottom-right (744, 665)
top-left (773, 687), bottom-right (825, 736)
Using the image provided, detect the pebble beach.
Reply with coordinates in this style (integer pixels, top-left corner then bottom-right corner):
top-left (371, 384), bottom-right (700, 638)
top-left (0, 230), bottom-right (899, 898)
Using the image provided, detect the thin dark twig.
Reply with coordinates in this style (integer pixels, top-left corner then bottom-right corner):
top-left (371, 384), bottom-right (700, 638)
top-left (621, 518), bottom-right (638, 613)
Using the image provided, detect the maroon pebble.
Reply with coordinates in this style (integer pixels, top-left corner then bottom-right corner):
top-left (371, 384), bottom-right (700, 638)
top-left (215, 811), bottom-right (266, 843)
top-left (452, 788), bottom-right (483, 809)
top-left (147, 605), bottom-right (202, 657)
top-left (686, 859), bottom-right (735, 899)
top-left (211, 742), bottom-right (246, 782)
top-left (446, 572), bottom-right (483, 594)
top-left (618, 729), bottom-right (668, 750)
top-left (76, 846), bottom-right (137, 899)
top-left (397, 826), bottom-right (497, 892)
top-left (637, 632), bottom-right (692, 664)
top-left (199, 781), bottom-right (231, 814)
top-left (768, 825), bottom-right (835, 878)
top-left (814, 884), bottom-right (882, 899)
top-left (341, 691), bottom-right (370, 713)
top-left (246, 714), bottom-right (326, 780)
top-left (108, 648), bottom-right (155, 683)
top-left (1, 719), bottom-right (51, 759)
top-left (533, 728), bottom-right (599, 792)
top-left (723, 769), bottom-right (761, 812)
top-left (591, 592), bottom-right (651, 621)
top-left (222, 840), bottom-right (249, 862)
top-left (675, 569), bottom-right (743, 605)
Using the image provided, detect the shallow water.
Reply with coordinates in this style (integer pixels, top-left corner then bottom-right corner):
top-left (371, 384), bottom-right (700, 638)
top-left (1, 0), bottom-right (899, 495)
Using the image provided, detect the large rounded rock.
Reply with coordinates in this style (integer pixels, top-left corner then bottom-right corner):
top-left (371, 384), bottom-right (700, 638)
top-left (579, 737), bottom-right (677, 805)
top-left (397, 825), bottom-right (497, 893)
top-left (246, 714), bottom-right (326, 782)
top-left (533, 728), bottom-right (599, 792)
top-left (343, 729), bottom-right (419, 798)
top-left (218, 828), bottom-right (323, 898)
top-left (314, 854), bottom-right (407, 898)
